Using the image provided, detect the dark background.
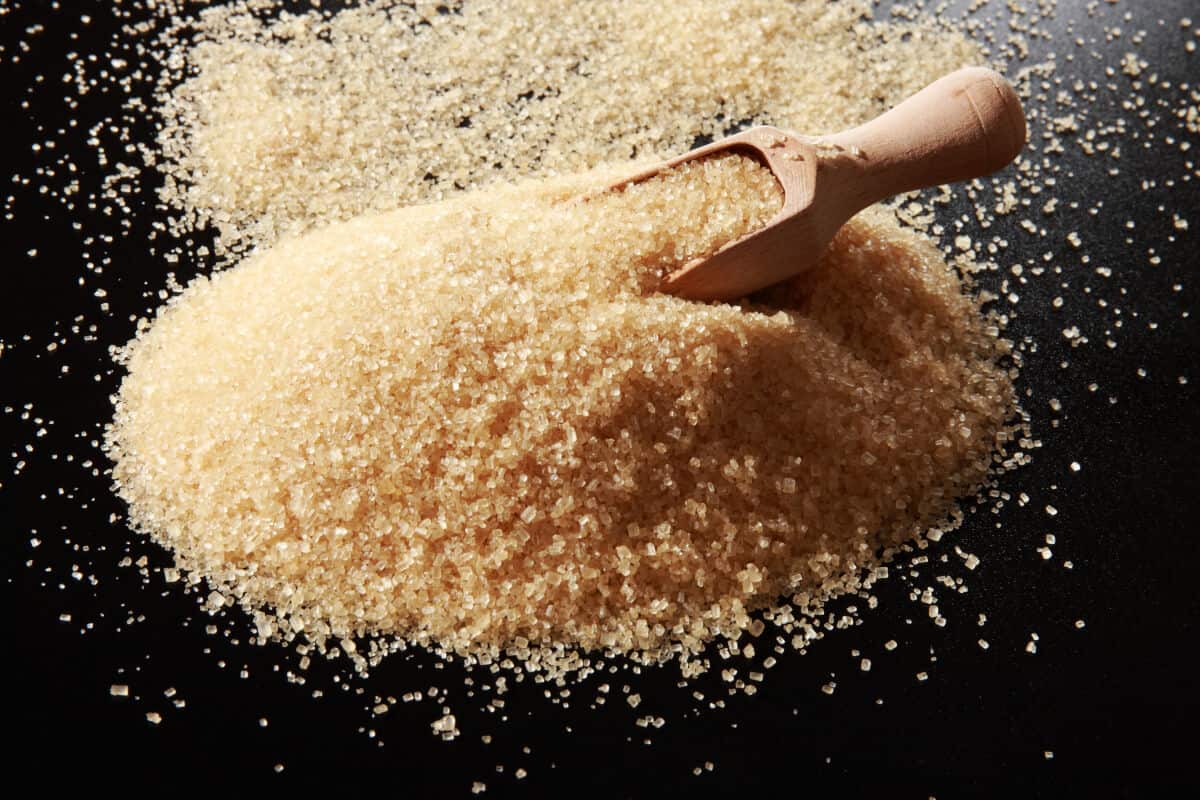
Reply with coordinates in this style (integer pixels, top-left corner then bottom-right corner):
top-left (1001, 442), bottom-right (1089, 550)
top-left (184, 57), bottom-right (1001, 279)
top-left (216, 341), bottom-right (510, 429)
top-left (2, 0), bottom-right (1197, 795)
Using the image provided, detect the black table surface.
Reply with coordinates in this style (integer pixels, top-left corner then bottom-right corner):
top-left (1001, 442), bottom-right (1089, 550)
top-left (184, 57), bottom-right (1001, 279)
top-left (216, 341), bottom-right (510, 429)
top-left (2, 0), bottom-right (1197, 795)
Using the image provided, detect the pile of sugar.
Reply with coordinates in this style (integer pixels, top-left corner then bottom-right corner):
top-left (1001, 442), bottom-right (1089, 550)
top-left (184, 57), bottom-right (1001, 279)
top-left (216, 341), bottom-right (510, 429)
top-left (107, 150), bottom-right (1016, 668)
top-left (154, 0), bottom-right (981, 256)
top-left (9, 0), bottom-right (1197, 781)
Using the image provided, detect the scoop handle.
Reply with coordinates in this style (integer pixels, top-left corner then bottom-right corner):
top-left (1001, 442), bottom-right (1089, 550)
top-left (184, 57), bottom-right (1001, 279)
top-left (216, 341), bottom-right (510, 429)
top-left (825, 67), bottom-right (1026, 208)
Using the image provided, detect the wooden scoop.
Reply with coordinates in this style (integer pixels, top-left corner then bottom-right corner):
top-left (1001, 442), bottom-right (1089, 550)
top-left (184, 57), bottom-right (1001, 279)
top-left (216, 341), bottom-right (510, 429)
top-left (611, 67), bottom-right (1026, 301)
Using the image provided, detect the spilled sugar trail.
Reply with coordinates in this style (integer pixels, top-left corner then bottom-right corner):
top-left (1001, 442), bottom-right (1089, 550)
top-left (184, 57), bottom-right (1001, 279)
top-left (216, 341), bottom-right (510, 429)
top-left (154, 0), bottom-right (982, 257)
